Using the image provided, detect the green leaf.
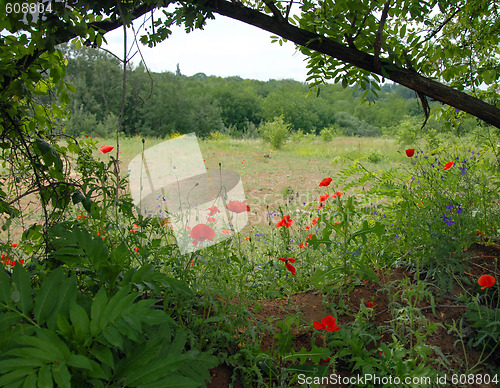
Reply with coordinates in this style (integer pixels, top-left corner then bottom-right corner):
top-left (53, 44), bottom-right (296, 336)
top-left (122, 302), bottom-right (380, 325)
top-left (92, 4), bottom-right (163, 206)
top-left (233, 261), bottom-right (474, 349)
top-left (51, 363), bottom-right (71, 388)
top-left (11, 265), bottom-right (33, 316)
top-left (0, 268), bottom-right (12, 309)
top-left (104, 285), bottom-right (137, 324)
top-left (89, 346), bottom-right (114, 369)
top-left (0, 368), bottom-right (30, 386)
top-left (47, 276), bottom-right (77, 330)
top-left (69, 302), bottom-right (90, 341)
top-left (101, 326), bottom-right (123, 350)
top-left (33, 267), bottom-right (64, 326)
top-left (67, 355), bottom-right (92, 370)
top-left (37, 365), bottom-right (53, 388)
top-left (56, 313), bottom-right (71, 337)
top-left (71, 191), bottom-right (85, 205)
top-left (138, 374), bottom-right (200, 388)
top-left (0, 357), bottom-right (45, 371)
top-left (90, 288), bottom-right (108, 337)
top-left (124, 354), bottom-right (191, 385)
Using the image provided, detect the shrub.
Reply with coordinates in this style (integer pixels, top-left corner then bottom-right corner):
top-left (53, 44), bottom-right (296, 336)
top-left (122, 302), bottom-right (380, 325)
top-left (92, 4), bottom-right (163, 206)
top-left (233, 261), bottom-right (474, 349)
top-left (207, 131), bottom-right (231, 141)
top-left (320, 125), bottom-right (341, 141)
top-left (335, 112), bottom-right (381, 137)
top-left (259, 115), bottom-right (290, 149)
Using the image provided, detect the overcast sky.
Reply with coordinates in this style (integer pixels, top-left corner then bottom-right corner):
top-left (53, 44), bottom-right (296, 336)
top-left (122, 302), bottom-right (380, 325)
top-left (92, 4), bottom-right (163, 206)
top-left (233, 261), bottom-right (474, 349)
top-left (103, 12), bottom-right (310, 81)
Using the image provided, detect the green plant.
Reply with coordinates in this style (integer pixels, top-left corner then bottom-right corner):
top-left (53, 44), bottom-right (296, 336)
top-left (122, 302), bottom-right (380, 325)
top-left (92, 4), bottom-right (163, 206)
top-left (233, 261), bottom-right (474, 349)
top-left (319, 126), bottom-right (335, 142)
top-left (0, 266), bottom-right (217, 387)
top-left (365, 149), bottom-right (385, 163)
top-left (259, 115), bottom-right (290, 149)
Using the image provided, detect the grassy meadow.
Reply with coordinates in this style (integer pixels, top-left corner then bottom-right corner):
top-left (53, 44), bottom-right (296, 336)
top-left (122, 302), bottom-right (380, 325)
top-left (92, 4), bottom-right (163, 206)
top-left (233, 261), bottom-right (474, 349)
top-left (2, 133), bottom-right (499, 386)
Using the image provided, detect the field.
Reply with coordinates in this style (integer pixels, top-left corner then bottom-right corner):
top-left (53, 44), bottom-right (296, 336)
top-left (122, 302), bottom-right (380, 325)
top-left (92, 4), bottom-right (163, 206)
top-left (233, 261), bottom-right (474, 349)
top-left (2, 134), bottom-right (499, 387)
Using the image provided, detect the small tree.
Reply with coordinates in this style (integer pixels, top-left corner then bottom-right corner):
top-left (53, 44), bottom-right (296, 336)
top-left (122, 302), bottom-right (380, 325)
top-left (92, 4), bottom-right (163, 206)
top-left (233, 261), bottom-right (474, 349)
top-left (259, 115), bottom-right (290, 149)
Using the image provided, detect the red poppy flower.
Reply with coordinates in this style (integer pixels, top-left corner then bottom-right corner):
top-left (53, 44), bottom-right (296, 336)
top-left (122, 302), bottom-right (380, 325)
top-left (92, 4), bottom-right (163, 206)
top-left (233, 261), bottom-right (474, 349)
top-left (19, 259), bottom-right (24, 265)
top-left (405, 148), bottom-right (415, 157)
top-left (276, 215), bottom-right (293, 228)
top-left (366, 301), bottom-right (376, 308)
top-left (334, 221), bottom-right (340, 225)
top-left (207, 217), bottom-right (215, 223)
top-left (312, 217), bottom-right (319, 225)
top-left (279, 257), bottom-right (296, 276)
top-left (208, 206), bottom-right (221, 216)
top-left (332, 192), bottom-right (343, 198)
top-left (226, 200), bottom-right (250, 213)
top-left (444, 161), bottom-right (454, 170)
top-left (478, 274), bottom-right (496, 289)
top-left (307, 234), bottom-right (313, 240)
top-left (319, 178), bottom-right (332, 187)
top-left (319, 194), bottom-right (329, 202)
top-left (298, 242), bottom-right (307, 249)
top-left (306, 226), bottom-right (310, 230)
top-left (99, 145), bottom-right (114, 154)
top-left (190, 224), bottom-right (215, 245)
top-left (129, 229), bottom-right (137, 233)
top-left (11, 243), bottom-right (18, 248)
top-left (476, 230), bottom-right (484, 236)
top-left (313, 315), bottom-right (341, 332)
top-left (133, 246), bottom-right (139, 253)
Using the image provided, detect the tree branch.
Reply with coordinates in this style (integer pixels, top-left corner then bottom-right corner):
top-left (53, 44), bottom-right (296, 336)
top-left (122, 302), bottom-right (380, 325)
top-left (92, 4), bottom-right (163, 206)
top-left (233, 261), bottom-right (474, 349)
top-left (373, 0), bottom-right (391, 71)
top-left (262, 0), bottom-right (285, 22)
top-left (422, 6), bottom-right (463, 44)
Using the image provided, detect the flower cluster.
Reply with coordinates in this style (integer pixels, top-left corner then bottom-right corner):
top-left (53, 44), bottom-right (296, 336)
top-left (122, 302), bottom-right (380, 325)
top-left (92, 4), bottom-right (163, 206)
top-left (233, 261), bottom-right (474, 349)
top-left (276, 215), bottom-right (293, 228)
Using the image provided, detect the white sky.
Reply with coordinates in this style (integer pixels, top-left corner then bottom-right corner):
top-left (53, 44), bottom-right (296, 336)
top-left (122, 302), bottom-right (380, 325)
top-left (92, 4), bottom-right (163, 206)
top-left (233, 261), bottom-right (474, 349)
top-left (102, 12), bottom-right (310, 81)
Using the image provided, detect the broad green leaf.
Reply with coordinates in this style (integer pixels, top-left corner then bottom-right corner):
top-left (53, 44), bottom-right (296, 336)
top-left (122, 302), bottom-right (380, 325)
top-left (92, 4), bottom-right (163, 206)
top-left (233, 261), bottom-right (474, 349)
top-left (51, 363), bottom-right (71, 388)
top-left (56, 313), bottom-right (71, 337)
top-left (101, 326), bottom-right (123, 350)
top-left (46, 276), bottom-right (77, 330)
top-left (37, 365), bottom-right (53, 388)
top-left (0, 357), bottom-right (45, 371)
top-left (6, 346), bottom-right (55, 363)
top-left (69, 302), bottom-right (90, 341)
top-left (90, 288), bottom-right (108, 336)
top-left (67, 354), bottom-right (92, 370)
top-left (33, 267), bottom-right (64, 326)
top-left (103, 285), bottom-right (135, 325)
top-left (21, 371), bottom-right (37, 388)
top-left (0, 368), bottom-right (32, 386)
top-left (0, 268), bottom-right (12, 309)
top-left (124, 354), bottom-right (191, 385)
top-left (11, 265), bottom-right (32, 315)
top-left (89, 346), bottom-right (114, 369)
top-left (167, 327), bottom-right (186, 355)
top-left (138, 374), bottom-right (200, 388)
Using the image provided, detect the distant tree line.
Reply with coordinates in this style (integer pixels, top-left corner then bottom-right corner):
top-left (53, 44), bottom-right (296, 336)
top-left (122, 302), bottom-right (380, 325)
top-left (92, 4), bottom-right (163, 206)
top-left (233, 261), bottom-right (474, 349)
top-left (60, 44), bottom-right (473, 139)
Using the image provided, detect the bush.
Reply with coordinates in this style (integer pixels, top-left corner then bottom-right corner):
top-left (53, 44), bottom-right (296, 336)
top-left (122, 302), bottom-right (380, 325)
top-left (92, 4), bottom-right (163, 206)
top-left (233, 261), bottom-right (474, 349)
top-left (335, 112), bottom-right (381, 137)
top-left (365, 149), bottom-right (385, 163)
top-left (259, 115), bottom-right (290, 149)
top-left (320, 125), bottom-right (342, 141)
